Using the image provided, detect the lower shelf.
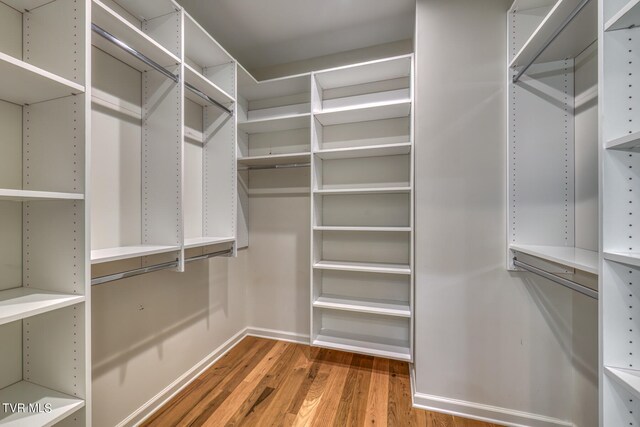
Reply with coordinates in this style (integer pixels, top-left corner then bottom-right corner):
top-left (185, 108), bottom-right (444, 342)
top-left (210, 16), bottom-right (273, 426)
top-left (313, 295), bottom-right (410, 318)
top-left (0, 288), bottom-right (84, 326)
top-left (91, 245), bottom-right (180, 264)
top-left (0, 381), bottom-right (84, 426)
top-left (313, 330), bottom-right (411, 361)
top-left (184, 236), bottom-right (235, 249)
top-left (313, 260), bottom-right (411, 275)
top-left (605, 366), bottom-right (640, 400)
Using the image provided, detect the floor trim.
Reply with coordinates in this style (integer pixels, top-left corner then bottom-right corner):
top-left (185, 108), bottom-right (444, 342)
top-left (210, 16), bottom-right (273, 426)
top-left (245, 326), bottom-right (310, 345)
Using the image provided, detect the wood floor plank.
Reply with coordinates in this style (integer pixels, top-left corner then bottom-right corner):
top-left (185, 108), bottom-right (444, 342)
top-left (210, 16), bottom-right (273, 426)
top-left (388, 360), bottom-right (412, 426)
top-left (365, 357), bottom-right (390, 427)
top-left (309, 350), bottom-right (353, 426)
top-left (333, 354), bottom-right (371, 426)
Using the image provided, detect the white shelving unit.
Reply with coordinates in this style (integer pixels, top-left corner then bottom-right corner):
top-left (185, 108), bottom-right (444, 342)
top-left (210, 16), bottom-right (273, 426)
top-left (510, 244), bottom-right (598, 274)
top-left (0, 0), bottom-right (90, 424)
top-left (310, 55), bottom-right (414, 362)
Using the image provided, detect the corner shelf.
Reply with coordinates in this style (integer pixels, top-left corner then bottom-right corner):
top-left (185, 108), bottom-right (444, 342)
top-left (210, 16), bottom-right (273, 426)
top-left (314, 99), bottom-right (411, 126)
top-left (313, 295), bottom-right (411, 318)
top-left (237, 152), bottom-right (310, 167)
top-left (510, 244), bottom-right (599, 274)
top-left (314, 186), bottom-right (411, 195)
top-left (312, 331), bottom-right (411, 361)
top-left (0, 381), bottom-right (84, 426)
top-left (0, 189), bottom-right (84, 202)
top-left (313, 260), bottom-right (411, 275)
top-left (184, 237), bottom-right (235, 249)
top-left (605, 366), bottom-right (640, 400)
top-left (605, 0), bottom-right (640, 31)
top-left (314, 55), bottom-right (411, 90)
top-left (237, 113), bottom-right (311, 134)
top-left (315, 142), bottom-right (411, 160)
top-left (0, 51), bottom-right (84, 105)
top-left (91, 245), bottom-right (180, 264)
top-left (184, 12), bottom-right (233, 70)
top-left (603, 251), bottom-right (640, 268)
top-left (184, 64), bottom-right (234, 108)
top-left (605, 131), bottom-right (640, 150)
top-left (313, 226), bottom-right (411, 232)
top-left (0, 288), bottom-right (85, 327)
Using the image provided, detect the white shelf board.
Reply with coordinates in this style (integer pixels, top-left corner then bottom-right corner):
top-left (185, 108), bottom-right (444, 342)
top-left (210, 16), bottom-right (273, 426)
top-left (1, 0), bottom-right (58, 12)
top-left (605, 0), bottom-right (640, 31)
top-left (605, 131), bottom-right (640, 150)
top-left (91, 245), bottom-right (179, 264)
top-left (184, 12), bottom-right (233, 68)
top-left (314, 187), bottom-right (411, 195)
top-left (313, 295), bottom-right (410, 318)
top-left (0, 288), bottom-right (84, 326)
top-left (313, 260), bottom-right (411, 275)
top-left (184, 64), bottom-right (234, 108)
top-left (511, 0), bottom-right (557, 13)
top-left (510, 244), bottom-right (599, 274)
top-left (604, 251), bottom-right (640, 268)
top-left (237, 152), bottom-right (310, 167)
top-left (247, 187), bottom-right (310, 196)
top-left (0, 52), bottom-right (84, 105)
top-left (238, 113), bottom-right (310, 134)
top-left (509, 0), bottom-right (597, 68)
top-left (92, 0), bottom-right (180, 71)
top-left (605, 366), bottom-right (640, 400)
top-left (111, 0), bottom-right (177, 21)
top-left (315, 100), bottom-right (411, 126)
top-left (184, 236), bottom-right (235, 249)
top-left (314, 55), bottom-right (412, 90)
top-left (313, 331), bottom-right (411, 361)
top-left (239, 70), bottom-right (311, 101)
top-left (0, 381), bottom-right (84, 426)
top-left (315, 142), bottom-right (411, 160)
top-left (313, 226), bottom-right (411, 232)
top-left (0, 189), bottom-right (84, 202)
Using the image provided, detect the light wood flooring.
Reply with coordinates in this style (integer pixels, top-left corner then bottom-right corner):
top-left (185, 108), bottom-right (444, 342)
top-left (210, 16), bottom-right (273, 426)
top-left (142, 336), bottom-right (500, 426)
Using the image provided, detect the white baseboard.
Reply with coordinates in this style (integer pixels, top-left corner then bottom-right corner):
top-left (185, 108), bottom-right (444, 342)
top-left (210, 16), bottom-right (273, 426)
top-left (409, 366), bottom-right (573, 427)
top-left (245, 326), bottom-right (310, 345)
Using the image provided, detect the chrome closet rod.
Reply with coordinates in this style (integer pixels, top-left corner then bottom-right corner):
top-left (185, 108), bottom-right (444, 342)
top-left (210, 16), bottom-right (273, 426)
top-left (185, 82), bottom-right (233, 115)
top-left (513, 258), bottom-right (598, 300)
top-left (185, 248), bottom-right (233, 263)
top-left (91, 260), bottom-right (179, 286)
top-left (91, 24), bottom-right (179, 83)
top-left (512, 0), bottom-right (592, 84)
top-left (238, 162), bottom-right (311, 171)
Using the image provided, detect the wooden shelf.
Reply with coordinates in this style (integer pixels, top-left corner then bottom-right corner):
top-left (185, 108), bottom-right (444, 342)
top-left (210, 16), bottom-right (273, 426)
top-left (184, 64), bottom-right (234, 108)
top-left (315, 142), bottom-right (411, 160)
top-left (605, 0), bottom-right (640, 31)
top-left (606, 131), bottom-right (640, 150)
top-left (315, 100), bottom-right (411, 126)
top-left (605, 366), bottom-right (640, 400)
top-left (0, 51), bottom-right (84, 105)
top-left (510, 244), bottom-right (599, 274)
top-left (313, 260), bottom-right (411, 275)
top-left (184, 12), bottom-right (233, 69)
top-left (0, 189), bottom-right (84, 202)
top-left (509, 0), bottom-right (597, 69)
top-left (92, 0), bottom-right (180, 72)
top-left (184, 236), bottom-right (235, 249)
top-left (313, 226), bottom-right (411, 232)
top-left (0, 381), bottom-right (84, 426)
top-left (238, 153), bottom-right (310, 167)
top-left (604, 251), bottom-right (640, 268)
top-left (314, 187), bottom-right (411, 195)
top-left (238, 113), bottom-right (311, 134)
top-left (313, 295), bottom-right (410, 318)
top-left (91, 245), bottom-right (179, 264)
top-left (313, 331), bottom-right (411, 361)
top-left (0, 288), bottom-right (84, 326)
top-left (314, 55), bottom-right (411, 90)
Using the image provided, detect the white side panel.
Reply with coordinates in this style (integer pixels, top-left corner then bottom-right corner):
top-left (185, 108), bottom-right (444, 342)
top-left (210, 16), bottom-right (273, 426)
top-left (0, 100), bottom-right (22, 190)
top-left (184, 99), bottom-right (204, 240)
top-left (0, 202), bottom-right (22, 291)
top-left (143, 11), bottom-right (181, 60)
top-left (204, 62), bottom-right (236, 102)
top-left (0, 321), bottom-right (22, 389)
top-left (0, 3), bottom-right (22, 59)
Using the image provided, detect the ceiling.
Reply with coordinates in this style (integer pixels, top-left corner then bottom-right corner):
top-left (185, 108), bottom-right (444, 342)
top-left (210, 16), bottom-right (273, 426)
top-left (178, 0), bottom-right (415, 71)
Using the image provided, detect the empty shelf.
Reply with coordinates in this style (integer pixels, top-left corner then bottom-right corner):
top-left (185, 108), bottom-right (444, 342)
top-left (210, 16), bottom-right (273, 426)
top-left (604, 251), bottom-right (640, 268)
top-left (315, 100), bottom-right (411, 126)
top-left (0, 189), bottom-right (84, 202)
top-left (314, 187), bottom-right (411, 195)
top-left (315, 142), bottom-right (411, 160)
top-left (313, 260), bottom-right (411, 275)
top-left (184, 13), bottom-right (233, 69)
top-left (606, 0), bottom-right (640, 31)
top-left (184, 236), bottom-right (235, 249)
top-left (510, 244), bottom-right (598, 274)
top-left (313, 295), bottom-right (411, 318)
top-left (605, 367), bottom-right (640, 399)
top-left (0, 52), bottom-right (84, 105)
top-left (0, 288), bottom-right (84, 326)
top-left (606, 131), bottom-right (640, 150)
top-left (238, 153), bottom-right (311, 167)
top-left (0, 381), bottom-right (84, 426)
top-left (314, 56), bottom-right (411, 90)
top-left (91, 245), bottom-right (179, 264)
top-left (238, 113), bottom-right (310, 134)
top-left (184, 64), bottom-right (234, 107)
top-left (313, 331), bottom-right (411, 361)
top-left (92, 0), bottom-right (180, 72)
top-left (314, 226), bottom-right (411, 232)
top-left (238, 69), bottom-right (311, 101)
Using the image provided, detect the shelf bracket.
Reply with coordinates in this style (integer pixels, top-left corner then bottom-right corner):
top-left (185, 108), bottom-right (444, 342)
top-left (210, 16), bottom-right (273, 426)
top-left (513, 258), bottom-right (598, 299)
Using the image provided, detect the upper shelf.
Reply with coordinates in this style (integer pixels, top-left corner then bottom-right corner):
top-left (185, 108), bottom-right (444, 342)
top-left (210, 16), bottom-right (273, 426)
top-left (604, 251), bottom-right (640, 268)
top-left (238, 113), bottom-right (311, 134)
top-left (184, 64), bottom-right (235, 107)
top-left (315, 142), bottom-right (411, 160)
top-left (315, 99), bottom-right (411, 126)
top-left (510, 244), bottom-right (599, 274)
top-left (184, 12), bottom-right (233, 69)
top-left (110, 0), bottom-right (178, 21)
top-left (606, 131), bottom-right (640, 150)
top-left (184, 236), bottom-right (235, 249)
top-left (91, 245), bottom-right (180, 264)
top-left (0, 52), bottom-right (84, 105)
top-left (1, 0), bottom-right (57, 11)
top-left (605, 0), bottom-right (640, 31)
top-left (238, 152), bottom-right (311, 167)
top-left (92, 0), bottom-right (180, 72)
top-left (0, 189), bottom-right (84, 202)
top-left (605, 366), bottom-right (640, 400)
top-left (509, 0), bottom-right (597, 70)
top-left (314, 55), bottom-right (412, 90)
top-left (238, 66), bottom-right (311, 101)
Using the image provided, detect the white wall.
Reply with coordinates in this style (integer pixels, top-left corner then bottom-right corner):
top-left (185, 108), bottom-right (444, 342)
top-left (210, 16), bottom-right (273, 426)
top-left (413, 1), bottom-right (590, 425)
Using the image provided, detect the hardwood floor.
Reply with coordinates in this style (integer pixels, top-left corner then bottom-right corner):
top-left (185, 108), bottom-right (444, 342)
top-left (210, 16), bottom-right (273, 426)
top-left (142, 336), bottom-right (500, 427)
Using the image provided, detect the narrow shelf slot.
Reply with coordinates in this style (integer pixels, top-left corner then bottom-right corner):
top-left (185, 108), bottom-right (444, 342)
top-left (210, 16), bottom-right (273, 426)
top-left (313, 295), bottom-right (411, 318)
top-left (313, 260), bottom-right (411, 275)
top-left (605, 366), bottom-right (640, 400)
top-left (605, 0), bottom-right (640, 31)
top-left (314, 226), bottom-right (411, 232)
top-left (238, 153), bottom-right (311, 167)
top-left (315, 100), bottom-right (411, 126)
top-left (315, 142), bottom-right (411, 160)
top-left (0, 288), bottom-right (85, 326)
top-left (605, 131), bottom-right (640, 150)
top-left (604, 251), bottom-right (640, 268)
top-left (313, 331), bottom-right (411, 361)
top-left (91, 245), bottom-right (180, 264)
top-left (184, 237), bottom-right (235, 249)
top-left (314, 187), bottom-right (411, 195)
top-left (0, 189), bottom-right (84, 202)
top-left (238, 113), bottom-right (311, 134)
top-left (510, 244), bottom-right (599, 274)
top-left (184, 64), bottom-right (234, 108)
top-left (0, 381), bottom-right (84, 426)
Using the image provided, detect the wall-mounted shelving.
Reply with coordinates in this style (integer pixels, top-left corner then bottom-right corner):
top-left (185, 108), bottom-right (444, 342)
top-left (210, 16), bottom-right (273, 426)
top-left (510, 244), bottom-right (598, 274)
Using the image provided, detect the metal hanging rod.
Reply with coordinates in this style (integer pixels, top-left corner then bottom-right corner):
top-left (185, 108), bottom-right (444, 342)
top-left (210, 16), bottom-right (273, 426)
top-left (186, 248), bottom-right (233, 263)
top-left (185, 82), bottom-right (233, 116)
top-left (239, 162), bottom-right (311, 171)
top-left (91, 260), bottom-right (179, 286)
top-left (513, 258), bottom-right (598, 300)
top-left (512, 0), bottom-right (592, 84)
top-left (92, 24), bottom-right (179, 83)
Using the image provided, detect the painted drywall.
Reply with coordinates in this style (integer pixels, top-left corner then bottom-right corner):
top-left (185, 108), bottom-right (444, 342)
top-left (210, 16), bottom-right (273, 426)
top-left (413, 0), bottom-right (587, 425)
